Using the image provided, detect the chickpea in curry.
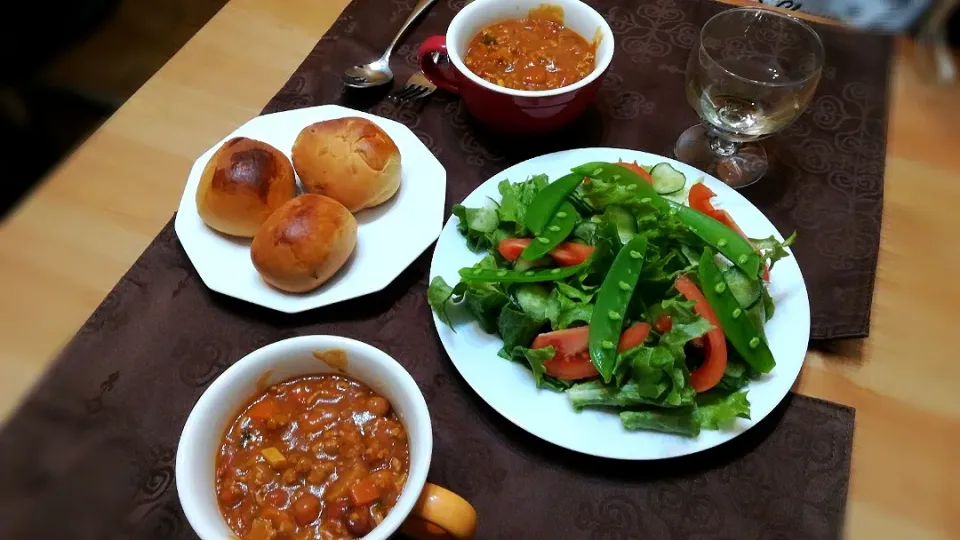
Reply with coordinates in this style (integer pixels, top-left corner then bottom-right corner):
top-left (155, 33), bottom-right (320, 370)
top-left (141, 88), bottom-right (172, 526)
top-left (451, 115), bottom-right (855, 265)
top-left (215, 374), bottom-right (410, 540)
top-left (463, 17), bottom-right (597, 91)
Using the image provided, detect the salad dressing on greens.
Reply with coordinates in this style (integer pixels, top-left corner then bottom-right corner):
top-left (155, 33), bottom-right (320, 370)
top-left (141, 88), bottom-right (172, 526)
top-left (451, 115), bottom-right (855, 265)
top-left (428, 161), bottom-right (795, 438)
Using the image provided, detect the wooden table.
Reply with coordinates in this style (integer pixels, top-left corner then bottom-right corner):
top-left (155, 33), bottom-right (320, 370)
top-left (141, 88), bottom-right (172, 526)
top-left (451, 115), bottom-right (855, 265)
top-left (1, 0), bottom-right (957, 537)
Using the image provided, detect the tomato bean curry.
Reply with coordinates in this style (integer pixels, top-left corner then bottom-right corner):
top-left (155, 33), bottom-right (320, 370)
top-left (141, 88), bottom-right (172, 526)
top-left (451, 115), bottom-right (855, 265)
top-left (215, 372), bottom-right (409, 540)
top-left (463, 6), bottom-right (597, 91)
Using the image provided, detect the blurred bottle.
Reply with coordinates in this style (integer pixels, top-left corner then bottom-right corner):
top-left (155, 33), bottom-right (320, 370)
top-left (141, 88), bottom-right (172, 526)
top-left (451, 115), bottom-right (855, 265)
top-left (753, 0), bottom-right (957, 85)
top-left (913, 0), bottom-right (959, 84)
top-left (752, 0), bottom-right (933, 30)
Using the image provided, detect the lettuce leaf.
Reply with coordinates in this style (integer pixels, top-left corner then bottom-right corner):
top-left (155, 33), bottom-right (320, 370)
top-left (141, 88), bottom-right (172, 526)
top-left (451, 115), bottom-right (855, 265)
top-left (627, 346), bottom-right (696, 407)
top-left (503, 346), bottom-right (571, 392)
top-left (572, 221), bottom-right (597, 245)
top-left (751, 231), bottom-right (797, 272)
top-left (463, 284), bottom-right (509, 334)
top-left (761, 286), bottom-right (776, 322)
top-left (545, 289), bottom-right (592, 331)
top-left (694, 390), bottom-right (751, 429)
top-left (497, 304), bottom-right (545, 352)
top-left (618, 391), bottom-right (750, 436)
top-left (647, 297), bottom-right (698, 326)
top-left (497, 175), bottom-right (548, 235)
top-left (714, 353), bottom-right (758, 392)
top-left (577, 221), bottom-right (621, 287)
top-left (514, 346), bottom-right (553, 389)
top-left (620, 408), bottom-right (700, 437)
top-left (555, 282), bottom-right (595, 303)
top-left (659, 317), bottom-right (714, 360)
top-left (567, 380), bottom-right (670, 410)
top-left (426, 277), bottom-right (466, 327)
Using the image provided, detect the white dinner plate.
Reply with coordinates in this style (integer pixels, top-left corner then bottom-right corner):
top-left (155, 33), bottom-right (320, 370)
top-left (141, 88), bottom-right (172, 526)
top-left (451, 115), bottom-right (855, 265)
top-left (428, 148), bottom-right (810, 460)
top-left (175, 105), bottom-right (446, 313)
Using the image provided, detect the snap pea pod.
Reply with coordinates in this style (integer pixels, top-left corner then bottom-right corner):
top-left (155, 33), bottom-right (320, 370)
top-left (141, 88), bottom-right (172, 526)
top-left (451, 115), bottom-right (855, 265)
top-left (570, 162), bottom-right (670, 212)
top-left (520, 202), bottom-right (578, 261)
top-left (588, 236), bottom-right (649, 383)
top-left (697, 248), bottom-right (775, 374)
top-left (458, 262), bottom-right (586, 283)
top-left (524, 173), bottom-right (584, 235)
top-left (669, 200), bottom-right (761, 278)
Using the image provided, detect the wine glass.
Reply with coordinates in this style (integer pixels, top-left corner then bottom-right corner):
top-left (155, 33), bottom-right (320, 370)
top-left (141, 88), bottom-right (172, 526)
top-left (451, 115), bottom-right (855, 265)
top-left (675, 7), bottom-right (825, 188)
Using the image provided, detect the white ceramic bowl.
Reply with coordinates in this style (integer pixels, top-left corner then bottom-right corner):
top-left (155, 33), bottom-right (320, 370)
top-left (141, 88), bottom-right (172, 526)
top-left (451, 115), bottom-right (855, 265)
top-left (175, 336), bottom-right (432, 540)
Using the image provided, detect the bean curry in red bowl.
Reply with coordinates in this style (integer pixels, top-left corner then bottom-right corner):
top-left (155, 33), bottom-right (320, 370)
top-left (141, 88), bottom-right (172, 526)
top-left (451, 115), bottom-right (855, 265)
top-left (417, 0), bottom-right (614, 134)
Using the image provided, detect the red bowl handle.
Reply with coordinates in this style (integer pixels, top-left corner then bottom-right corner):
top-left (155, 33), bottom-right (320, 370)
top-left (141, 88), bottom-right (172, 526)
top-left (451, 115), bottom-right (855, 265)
top-left (417, 36), bottom-right (459, 94)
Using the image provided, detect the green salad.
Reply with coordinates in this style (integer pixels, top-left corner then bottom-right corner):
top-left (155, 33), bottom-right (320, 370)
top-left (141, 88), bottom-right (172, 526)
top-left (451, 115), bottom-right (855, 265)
top-left (427, 161), bottom-right (796, 437)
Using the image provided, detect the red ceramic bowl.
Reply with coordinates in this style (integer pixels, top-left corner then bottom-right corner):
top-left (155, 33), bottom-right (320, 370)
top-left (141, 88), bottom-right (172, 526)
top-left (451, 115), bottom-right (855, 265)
top-left (417, 0), bottom-right (615, 135)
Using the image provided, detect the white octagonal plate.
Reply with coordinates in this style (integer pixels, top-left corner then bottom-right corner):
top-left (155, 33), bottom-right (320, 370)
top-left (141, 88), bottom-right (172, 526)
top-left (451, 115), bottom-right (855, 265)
top-left (175, 105), bottom-right (446, 313)
top-left (429, 148), bottom-right (810, 460)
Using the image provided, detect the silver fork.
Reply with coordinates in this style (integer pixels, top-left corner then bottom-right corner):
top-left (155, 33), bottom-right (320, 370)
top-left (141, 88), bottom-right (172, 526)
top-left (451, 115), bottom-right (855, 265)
top-left (389, 70), bottom-right (438, 102)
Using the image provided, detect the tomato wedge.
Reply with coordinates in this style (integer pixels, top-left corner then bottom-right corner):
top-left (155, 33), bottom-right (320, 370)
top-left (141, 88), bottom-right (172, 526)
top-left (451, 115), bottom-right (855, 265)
top-left (497, 238), bottom-right (530, 261)
top-left (688, 183), bottom-right (720, 216)
top-left (618, 323), bottom-right (651, 352)
top-left (654, 314), bottom-right (672, 334)
top-left (497, 238), bottom-right (593, 267)
top-left (532, 326), bottom-right (595, 380)
top-left (532, 323), bottom-right (652, 381)
top-left (687, 184), bottom-right (769, 281)
top-left (674, 275), bottom-right (727, 392)
top-left (615, 161), bottom-right (654, 184)
top-left (549, 242), bottom-right (594, 266)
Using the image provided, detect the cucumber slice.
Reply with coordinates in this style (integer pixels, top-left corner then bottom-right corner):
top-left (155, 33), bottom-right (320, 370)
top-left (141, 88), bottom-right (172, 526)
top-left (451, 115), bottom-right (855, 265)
top-left (464, 197), bottom-right (499, 233)
top-left (662, 176), bottom-right (702, 204)
top-left (602, 205), bottom-right (637, 245)
top-left (513, 257), bottom-right (548, 272)
top-left (722, 266), bottom-right (762, 309)
top-left (650, 163), bottom-right (686, 195)
top-left (514, 284), bottom-right (551, 320)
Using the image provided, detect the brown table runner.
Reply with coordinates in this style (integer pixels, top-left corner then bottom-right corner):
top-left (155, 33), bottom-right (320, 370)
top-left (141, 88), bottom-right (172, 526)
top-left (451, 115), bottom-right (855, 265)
top-left (0, 220), bottom-right (854, 539)
top-left (265, 0), bottom-right (893, 340)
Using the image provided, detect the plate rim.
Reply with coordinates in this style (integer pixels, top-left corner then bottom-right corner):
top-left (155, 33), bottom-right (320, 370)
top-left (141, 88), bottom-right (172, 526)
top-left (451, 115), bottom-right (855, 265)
top-left (428, 146), bottom-right (810, 460)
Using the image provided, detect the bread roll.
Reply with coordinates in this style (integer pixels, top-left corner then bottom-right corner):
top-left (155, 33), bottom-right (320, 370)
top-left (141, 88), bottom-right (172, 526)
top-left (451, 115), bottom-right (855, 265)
top-left (292, 117), bottom-right (402, 212)
top-left (250, 194), bottom-right (358, 293)
top-left (195, 137), bottom-right (296, 237)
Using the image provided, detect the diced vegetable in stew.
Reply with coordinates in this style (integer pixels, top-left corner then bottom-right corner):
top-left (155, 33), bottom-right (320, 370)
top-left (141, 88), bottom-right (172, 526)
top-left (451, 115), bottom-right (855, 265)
top-left (215, 371), bottom-right (409, 540)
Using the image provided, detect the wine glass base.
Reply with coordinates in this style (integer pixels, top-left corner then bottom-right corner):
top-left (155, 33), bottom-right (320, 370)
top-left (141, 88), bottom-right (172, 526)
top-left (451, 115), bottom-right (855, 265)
top-left (674, 125), bottom-right (768, 189)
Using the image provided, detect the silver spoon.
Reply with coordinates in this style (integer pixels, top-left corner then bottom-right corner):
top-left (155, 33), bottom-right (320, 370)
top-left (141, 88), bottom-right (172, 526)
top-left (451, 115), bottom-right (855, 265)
top-left (342, 0), bottom-right (440, 88)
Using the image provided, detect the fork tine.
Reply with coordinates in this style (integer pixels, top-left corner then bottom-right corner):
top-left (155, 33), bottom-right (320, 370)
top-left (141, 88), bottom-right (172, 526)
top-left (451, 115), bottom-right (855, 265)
top-left (399, 85), bottom-right (429, 100)
top-left (407, 85), bottom-right (435, 101)
top-left (389, 85), bottom-right (419, 101)
top-left (387, 87), bottom-right (409, 101)
top-left (392, 85), bottom-right (424, 102)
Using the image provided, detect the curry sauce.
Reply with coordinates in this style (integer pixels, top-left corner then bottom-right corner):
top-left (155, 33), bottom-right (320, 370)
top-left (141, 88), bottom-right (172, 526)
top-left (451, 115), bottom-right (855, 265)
top-left (215, 375), bottom-right (409, 540)
top-left (463, 16), bottom-right (597, 91)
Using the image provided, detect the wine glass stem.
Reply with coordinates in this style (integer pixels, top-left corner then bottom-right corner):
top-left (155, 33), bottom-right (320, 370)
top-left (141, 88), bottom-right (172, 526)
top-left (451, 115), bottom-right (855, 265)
top-left (708, 132), bottom-right (739, 157)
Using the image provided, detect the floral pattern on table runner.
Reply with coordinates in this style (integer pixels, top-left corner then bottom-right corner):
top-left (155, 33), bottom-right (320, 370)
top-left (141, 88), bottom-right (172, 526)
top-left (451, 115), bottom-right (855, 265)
top-left (265, 0), bottom-right (892, 339)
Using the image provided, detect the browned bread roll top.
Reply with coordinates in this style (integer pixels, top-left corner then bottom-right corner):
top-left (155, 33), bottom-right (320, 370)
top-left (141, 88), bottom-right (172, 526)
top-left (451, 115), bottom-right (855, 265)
top-left (292, 117), bottom-right (402, 212)
top-left (250, 194), bottom-right (358, 293)
top-left (195, 137), bottom-right (296, 237)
